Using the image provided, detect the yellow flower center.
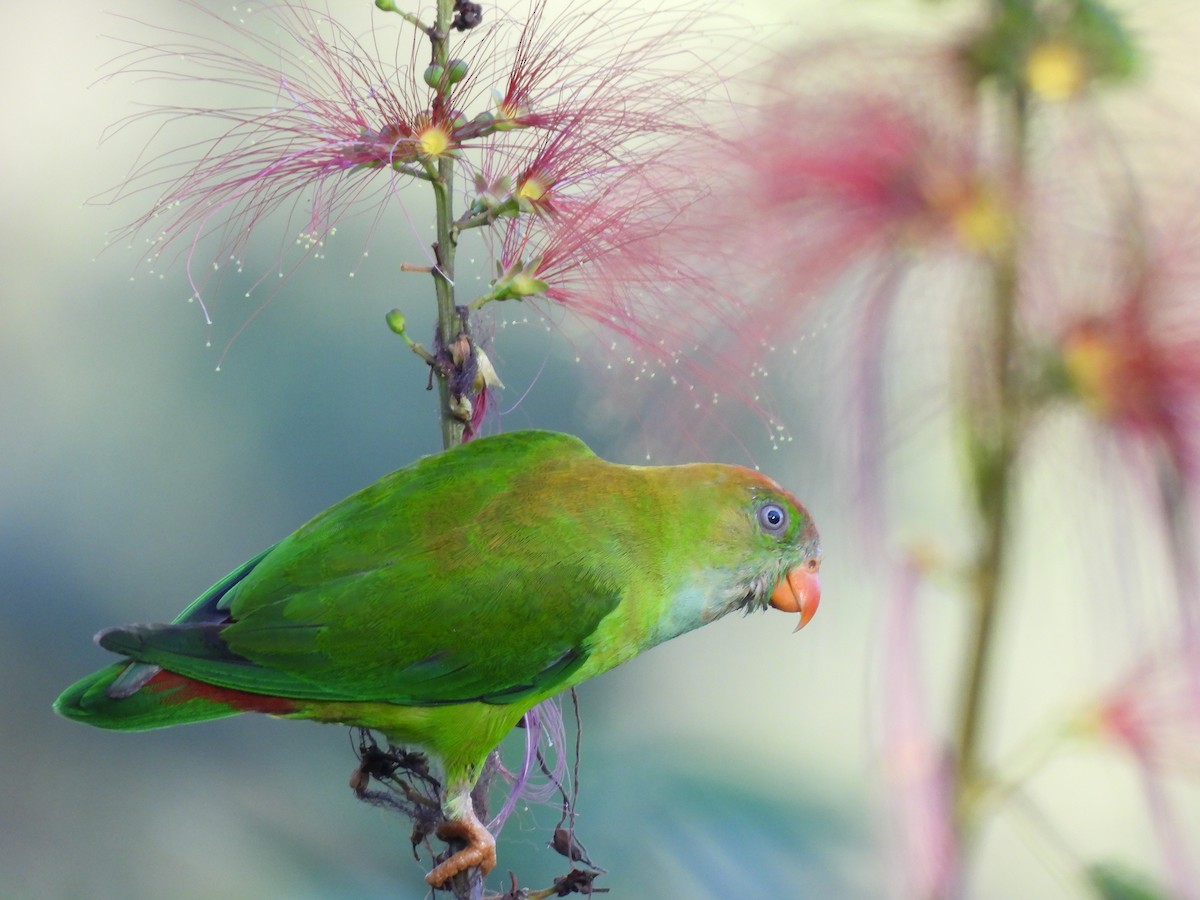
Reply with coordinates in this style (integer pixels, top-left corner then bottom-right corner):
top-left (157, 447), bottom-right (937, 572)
top-left (921, 170), bottom-right (1011, 255)
top-left (1062, 328), bottom-right (1119, 416)
top-left (1025, 41), bottom-right (1088, 101)
top-left (517, 177), bottom-right (548, 203)
top-left (418, 124), bottom-right (452, 158)
top-left (494, 99), bottom-right (530, 131)
top-left (952, 189), bottom-right (1011, 255)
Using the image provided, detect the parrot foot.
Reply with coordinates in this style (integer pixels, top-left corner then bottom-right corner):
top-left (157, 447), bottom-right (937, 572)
top-left (424, 810), bottom-right (496, 887)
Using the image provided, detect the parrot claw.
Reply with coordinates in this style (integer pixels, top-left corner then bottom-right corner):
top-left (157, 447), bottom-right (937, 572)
top-left (425, 810), bottom-right (497, 887)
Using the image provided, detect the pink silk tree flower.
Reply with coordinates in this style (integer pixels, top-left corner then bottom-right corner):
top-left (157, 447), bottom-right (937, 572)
top-left (1057, 277), bottom-right (1200, 486)
top-left (1044, 205), bottom-right (1200, 630)
top-left (99, 0), bottom-right (734, 334)
top-left (484, 168), bottom-right (740, 377)
top-left (102, 2), bottom-right (487, 321)
top-left (710, 39), bottom-right (1010, 344)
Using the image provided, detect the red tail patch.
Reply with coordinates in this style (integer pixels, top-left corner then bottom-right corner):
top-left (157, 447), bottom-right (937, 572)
top-left (144, 670), bottom-right (297, 715)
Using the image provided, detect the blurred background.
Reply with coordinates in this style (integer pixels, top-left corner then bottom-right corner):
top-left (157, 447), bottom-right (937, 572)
top-left (5, 1), bottom-right (1199, 898)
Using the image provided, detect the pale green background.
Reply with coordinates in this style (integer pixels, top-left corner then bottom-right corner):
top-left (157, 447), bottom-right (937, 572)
top-left (5, 1), bottom-right (1198, 898)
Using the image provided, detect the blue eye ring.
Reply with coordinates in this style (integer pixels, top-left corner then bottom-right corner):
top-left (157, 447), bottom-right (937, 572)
top-left (757, 501), bottom-right (789, 536)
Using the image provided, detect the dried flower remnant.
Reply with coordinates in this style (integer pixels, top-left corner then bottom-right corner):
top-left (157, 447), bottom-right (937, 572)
top-left (452, 0), bottom-right (484, 33)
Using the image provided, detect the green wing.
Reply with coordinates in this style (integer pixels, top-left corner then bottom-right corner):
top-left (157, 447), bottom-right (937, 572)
top-left (99, 431), bottom-right (628, 706)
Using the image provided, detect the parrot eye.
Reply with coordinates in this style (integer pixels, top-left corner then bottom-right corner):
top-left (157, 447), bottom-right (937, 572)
top-left (756, 502), bottom-right (789, 536)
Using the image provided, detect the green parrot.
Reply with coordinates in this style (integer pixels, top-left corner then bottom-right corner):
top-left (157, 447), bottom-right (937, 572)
top-left (54, 430), bottom-right (821, 886)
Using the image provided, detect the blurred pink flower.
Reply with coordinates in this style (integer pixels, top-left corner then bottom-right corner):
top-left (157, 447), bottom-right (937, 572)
top-left (1041, 200), bottom-right (1200, 627)
top-left (1056, 247), bottom-right (1200, 485)
top-left (713, 39), bottom-right (1007, 343)
top-left (1092, 640), bottom-right (1200, 772)
top-left (1089, 641), bottom-right (1200, 897)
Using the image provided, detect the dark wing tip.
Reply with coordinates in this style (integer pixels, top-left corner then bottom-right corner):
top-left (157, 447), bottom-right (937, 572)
top-left (95, 623), bottom-right (164, 656)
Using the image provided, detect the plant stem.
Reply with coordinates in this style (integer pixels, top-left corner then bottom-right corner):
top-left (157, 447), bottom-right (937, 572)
top-left (429, 0), bottom-right (465, 450)
top-left (952, 86), bottom-right (1030, 844)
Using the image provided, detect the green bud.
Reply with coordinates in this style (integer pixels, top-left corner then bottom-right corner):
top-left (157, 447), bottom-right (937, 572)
top-left (385, 309), bottom-right (407, 334)
top-left (486, 257), bottom-right (550, 303)
top-left (446, 59), bottom-right (469, 84)
top-left (423, 64), bottom-right (445, 89)
top-left (508, 272), bottom-right (550, 297)
top-left (375, 0), bottom-right (397, 10)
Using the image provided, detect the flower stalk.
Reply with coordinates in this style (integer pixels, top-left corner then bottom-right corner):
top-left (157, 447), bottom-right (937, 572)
top-left (375, 0), bottom-right (472, 449)
top-left (952, 81), bottom-right (1030, 850)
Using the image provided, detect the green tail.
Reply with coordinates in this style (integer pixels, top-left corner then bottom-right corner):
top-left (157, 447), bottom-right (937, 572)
top-left (54, 662), bottom-right (245, 732)
top-left (55, 548), bottom-right (283, 732)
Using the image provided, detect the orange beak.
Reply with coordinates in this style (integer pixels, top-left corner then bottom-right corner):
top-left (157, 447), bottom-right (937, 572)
top-left (769, 561), bottom-right (821, 631)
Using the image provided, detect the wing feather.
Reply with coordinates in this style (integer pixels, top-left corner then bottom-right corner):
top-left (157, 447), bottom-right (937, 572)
top-left (105, 431), bottom-right (634, 706)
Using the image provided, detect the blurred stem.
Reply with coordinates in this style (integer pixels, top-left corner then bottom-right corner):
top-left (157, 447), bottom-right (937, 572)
top-left (429, 0), bottom-right (466, 450)
top-left (952, 85), bottom-right (1030, 844)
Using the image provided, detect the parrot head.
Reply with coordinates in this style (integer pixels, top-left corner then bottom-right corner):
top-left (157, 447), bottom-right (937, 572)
top-left (748, 482), bottom-right (821, 631)
top-left (664, 463), bottom-right (821, 635)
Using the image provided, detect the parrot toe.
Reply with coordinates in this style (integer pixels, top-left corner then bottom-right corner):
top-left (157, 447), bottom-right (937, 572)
top-left (425, 810), bottom-right (497, 887)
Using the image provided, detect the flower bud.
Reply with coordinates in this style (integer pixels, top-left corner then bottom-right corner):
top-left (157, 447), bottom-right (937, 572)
top-left (423, 64), bottom-right (445, 89)
top-left (385, 309), bottom-right (407, 335)
top-left (508, 271), bottom-right (549, 297)
top-left (446, 59), bottom-right (469, 84)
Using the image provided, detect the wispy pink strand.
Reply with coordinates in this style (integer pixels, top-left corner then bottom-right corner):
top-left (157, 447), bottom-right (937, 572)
top-left (882, 559), bottom-right (959, 899)
top-left (488, 697), bottom-right (568, 834)
top-left (98, 4), bottom-right (451, 324)
top-left (849, 263), bottom-right (911, 552)
top-left (1134, 756), bottom-right (1198, 900)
